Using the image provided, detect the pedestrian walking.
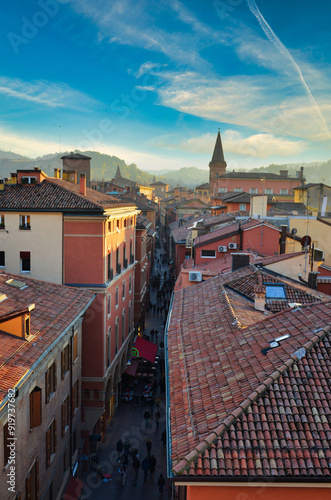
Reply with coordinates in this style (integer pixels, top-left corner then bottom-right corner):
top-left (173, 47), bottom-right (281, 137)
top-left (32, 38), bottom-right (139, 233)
top-left (161, 429), bottom-right (166, 447)
top-left (149, 454), bottom-right (157, 476)
top-left (123, 436), bottom-right (131, 458)
top-left (157, 474), bottom-right (166, 493)
top-left (146, 438), bottom-right (152, 456)
top-left (144, 409), bottom-right (151, 429)
top-left (142, 456), bottom-right (150, 482)
top-left (132, 456), bottom-right (140, 482)
top-left (155, 408), bottom-right (161, 428)
top-left (120, 463), bottom-right (127, 486)
top-left (116, 439), bottom-right (123, 461)
top-left (131, 447), bottom-right (138, 460)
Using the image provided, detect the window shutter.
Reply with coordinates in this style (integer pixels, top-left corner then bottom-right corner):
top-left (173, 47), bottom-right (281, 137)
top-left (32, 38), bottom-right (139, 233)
top-left (73, 334), bottom-right (78, 360)
top-left (72, 386), bottom-right (76, 417)
top-left (54, 419), bottom-right (57, 451)
top-left (30, 389), bottom-right (42, 428)
top-left (61, 403), bottom-right (65, 437)
top-left (45, 371), bottom-right (50, 403)
top-left (26, 473), bottom-right (32, 500)
top-left (61, 351), bottom-right (65, 380)
top-left (35, 458), bottom-right (39, 497)
top-left (46, 429), bottom-right (51, 467)
top-left (54, 362), bottom-right (57, 391)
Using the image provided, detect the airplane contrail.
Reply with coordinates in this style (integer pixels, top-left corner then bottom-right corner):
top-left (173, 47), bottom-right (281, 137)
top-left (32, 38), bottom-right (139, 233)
top-left (247, 0), bottom-right (330, 138)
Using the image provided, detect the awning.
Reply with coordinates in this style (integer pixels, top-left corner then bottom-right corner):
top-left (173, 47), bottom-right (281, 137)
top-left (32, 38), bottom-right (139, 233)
top-left (134, 337), bottom-right (158, 363)
top-left (125, 359), bottom-right (139, 377)
top-left (62, 477), bottom-right (85, 500)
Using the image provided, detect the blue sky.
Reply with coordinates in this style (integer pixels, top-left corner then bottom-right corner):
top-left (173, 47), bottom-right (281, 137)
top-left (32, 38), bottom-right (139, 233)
top-left (0, 0), bottom-right (330, 171)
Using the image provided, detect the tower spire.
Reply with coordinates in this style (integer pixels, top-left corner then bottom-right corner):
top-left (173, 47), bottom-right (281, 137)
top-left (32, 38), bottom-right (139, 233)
top-left (209, 130), bottom-right (225, 166)
top-left (209, 130), bottom-right (227, 197)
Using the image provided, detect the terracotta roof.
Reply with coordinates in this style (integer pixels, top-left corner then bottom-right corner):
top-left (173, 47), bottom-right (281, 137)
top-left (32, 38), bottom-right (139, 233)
top-left (195, 183), bottom-right (210, 190)
top-left (0, 178), bottom-right (135, 212)
top-left (116, 194), bottom-right (156, 212)
top-left (0, 273), bottom-right (94, 403)
top-left (170, 213), bottom-right (235, 243)
top-left (167, 266), bottom-right (331, 479)
top-left (268, 202), bottom-right (307, 215)
top-left (136, 215), bottom-right (151, 229)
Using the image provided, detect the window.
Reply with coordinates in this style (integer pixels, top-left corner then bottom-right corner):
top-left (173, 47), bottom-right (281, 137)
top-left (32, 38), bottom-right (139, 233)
top-left (3, 422), bottom-right (9, 466)
top-left (219, 187), bottom-right (227, 193)
top-left (264, 188), bottom-right (273, 194)
top-left (129, 275), bottom-right (132, 293)
top-left (26, 459), bottom-right (39, 500)
top-left (115, 287), bottom-right (119, 308)
top-left (122, 281), bottom-right (126, 301)
top-left (249, 188), bottom-right (258, 194)
top-left (61, 344), bottom-right (70, 380)
top-left (72, 380), bottom-right (79, 415)
top-left (46, 419), bottom-right (57, 466)
top-left (45, 362), bottom-right (57, 403)
top-left (0, 251), bottom-right (5, 267)
top-left (142, 211), bottom-right (147, 216)
top-left (0, 214), bottom-right (5, 229)
top-left (73, 333), bottom-right (78, 361)
top-left (265, 284), bottom-right (286, 299)
top-left (239, 203), bottom-right (247, 210)
top-left (116, 219), bottom-right (120, 230)
top-left (107, 294), bottom-right (111, 317)
top-left (21, 176), bottom-right (37, 184)
top-left (106, 327), bottom-right (111, 368)
top-left (19, 214), bottom-right (30, 230)
top-left (20, 251), bottom-right (31, 273)
top-left (108, 220), bottom-right (112, 232)
top-left (115, 319), bottom-right (119, 354)
top-left (107, 253), bottom-right (113, 280)
top-left (204, 191), bottom-right (207, 195)
top-left (234, 187), bottom-right (243, 192)
top-left (30, 387), bottom-right (42, 429)
top-left (201, 249), bottom-right (216, 258)
top-left (128, 303), bottom-right (132, 333)
top-left (122, 312), bottom-right (125, 343)
top-left (124, 219), bottom-right (127, 228)
top-left (61, 396), bottom-right (70, 436)
top-left (280, 189), bottom-right (288, 195)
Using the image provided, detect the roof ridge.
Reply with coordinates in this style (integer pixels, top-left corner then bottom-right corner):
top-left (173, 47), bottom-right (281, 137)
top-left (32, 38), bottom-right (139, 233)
top-left (45, 178), bottom-right (103, 209)
top-left (172, 326), bottom-right (331, 476)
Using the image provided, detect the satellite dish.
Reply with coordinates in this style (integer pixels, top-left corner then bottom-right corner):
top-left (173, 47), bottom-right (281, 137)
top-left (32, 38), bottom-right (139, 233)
top-left (300, 235), bottom-right (311, 247)
top-left (291, 228), bottom-right (297, 235)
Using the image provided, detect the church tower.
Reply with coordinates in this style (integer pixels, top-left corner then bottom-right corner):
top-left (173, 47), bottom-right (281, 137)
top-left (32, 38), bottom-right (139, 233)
top-left (209, 130), bottom-right (227, 196)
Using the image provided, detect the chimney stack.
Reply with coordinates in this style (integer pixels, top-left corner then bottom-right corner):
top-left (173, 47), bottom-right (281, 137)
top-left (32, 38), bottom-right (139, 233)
top-left (54, 168), bottom-right (61, 179)
top-left (254, 284), bottom-right (266, 311)
top-left (80, 173), bottom-right (86, 196)
top-left (280, 225), bottom-right (287, 254)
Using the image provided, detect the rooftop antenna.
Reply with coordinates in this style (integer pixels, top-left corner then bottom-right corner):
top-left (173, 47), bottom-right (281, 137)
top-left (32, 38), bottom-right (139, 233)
top-left (58, 124), bottom-right (62, 171)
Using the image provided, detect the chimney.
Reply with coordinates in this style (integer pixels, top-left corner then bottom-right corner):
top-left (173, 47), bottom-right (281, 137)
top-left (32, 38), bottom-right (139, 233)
top-left (80, 173), bottom-right (86, 196)
top-left (308, 272), bottom-right (318, 290)
top-left (254, 284), bottom-right (266, 311)
top-left (280, 224), bottom-right (287, 254)
top-left (54, 168), bottom-right (61, 179)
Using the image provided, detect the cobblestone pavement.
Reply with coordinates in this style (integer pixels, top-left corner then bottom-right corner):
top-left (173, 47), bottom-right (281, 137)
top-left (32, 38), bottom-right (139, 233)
top-left (82, 245), bottom-right (171, 499)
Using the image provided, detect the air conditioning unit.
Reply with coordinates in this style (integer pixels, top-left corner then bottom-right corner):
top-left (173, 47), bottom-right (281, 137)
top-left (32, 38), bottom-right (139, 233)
top-left (189, 271), bottom-right (202, 282)
top-left (218, 245), bottom-right (227, 253)
top-left (228, 243), bottom-right (237, 250)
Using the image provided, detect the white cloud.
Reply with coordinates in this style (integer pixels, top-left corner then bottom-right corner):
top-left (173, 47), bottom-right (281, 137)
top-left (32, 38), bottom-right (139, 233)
top-left (155, 131), bottom-right (306, 158)
top-left (0, 77), bottom-right (99, 110)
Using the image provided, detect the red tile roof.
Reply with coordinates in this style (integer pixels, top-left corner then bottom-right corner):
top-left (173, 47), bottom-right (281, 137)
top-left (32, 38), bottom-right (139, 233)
top-left (0, 178), bottom-right (136, 212)
top-left (167, 266), bottom-right (331, 479)
top-left (0, 273), bottom-right (94, 403)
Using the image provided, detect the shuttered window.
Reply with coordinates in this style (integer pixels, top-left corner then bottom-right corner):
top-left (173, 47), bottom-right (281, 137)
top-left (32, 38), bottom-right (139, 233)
top-left (26, 458), bottom-right (39, 500)
top-left (45, 362), bottom-right (57, 403)
top-left (46, 420), bottom-right (56, 467)
top-left (73, 334), bottom-right (78, 361)
top-left (30, 387), bottom-right (42, 429)
top-left (61, 396), bottom-right (70, 436)
top-left (61, 344), bottom-right (70, 380)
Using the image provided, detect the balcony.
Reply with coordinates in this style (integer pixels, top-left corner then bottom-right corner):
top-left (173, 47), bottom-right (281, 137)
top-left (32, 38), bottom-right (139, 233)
top-left (130, 254), bottom-right (134, 264)
top-left (108, 268), bottom-right (113, 281)
top-left (116, 263), bottom-right (121, 275)
top-left (123, 258), bottom-right (128, 269)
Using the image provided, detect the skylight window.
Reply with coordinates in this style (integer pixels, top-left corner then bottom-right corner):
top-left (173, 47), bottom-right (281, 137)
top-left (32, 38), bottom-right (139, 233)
top-left (5, 279), bottom-right (28, 290)
top-left (265, 284), bottom-right (286, 299)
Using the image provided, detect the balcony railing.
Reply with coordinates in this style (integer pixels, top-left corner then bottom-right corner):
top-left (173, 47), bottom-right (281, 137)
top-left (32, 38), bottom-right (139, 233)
top-left (123, 258), bottom-right (128, 269)
top-left (130, 254), bottom-right (134, 264)
top-left (108, 268), bottom-right (113, 281)
top-left (19, 225), bottom-right (31, 230)
top-left (116, 263), bottom-right (121, 275)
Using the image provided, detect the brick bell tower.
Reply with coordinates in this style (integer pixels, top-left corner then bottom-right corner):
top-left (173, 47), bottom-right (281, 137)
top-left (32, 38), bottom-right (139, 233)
top-left (209, 129), bottom-right (227, 196)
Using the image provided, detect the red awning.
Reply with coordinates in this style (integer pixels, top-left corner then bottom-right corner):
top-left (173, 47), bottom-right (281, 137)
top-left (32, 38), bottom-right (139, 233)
top-left (125, 358), bottom-right (139, 377)
top-left (134, 337), bottom-right (158, 363)
top-left (62, 477), bottom-right (84, 500)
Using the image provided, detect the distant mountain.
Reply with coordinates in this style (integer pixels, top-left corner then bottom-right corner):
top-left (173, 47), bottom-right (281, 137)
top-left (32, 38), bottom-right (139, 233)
top-left (0, 148), bottom-right (330, 188)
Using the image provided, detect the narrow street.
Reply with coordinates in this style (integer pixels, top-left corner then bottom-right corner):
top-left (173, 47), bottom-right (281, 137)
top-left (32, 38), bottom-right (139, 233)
top-left (82, 243), bottom-right (171, 499)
